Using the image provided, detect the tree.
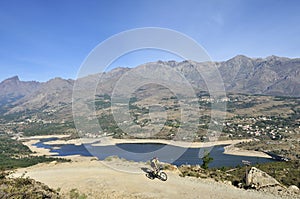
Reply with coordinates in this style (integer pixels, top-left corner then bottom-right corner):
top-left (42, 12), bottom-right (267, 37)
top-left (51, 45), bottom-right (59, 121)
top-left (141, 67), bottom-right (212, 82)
top-left (201, 152), bottom-right (213, 169)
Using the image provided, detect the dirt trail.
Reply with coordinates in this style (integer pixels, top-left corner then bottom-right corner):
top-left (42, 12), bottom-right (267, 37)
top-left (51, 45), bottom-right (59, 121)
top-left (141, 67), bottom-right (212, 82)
top-left (14, 157), bottom-right (282, 199)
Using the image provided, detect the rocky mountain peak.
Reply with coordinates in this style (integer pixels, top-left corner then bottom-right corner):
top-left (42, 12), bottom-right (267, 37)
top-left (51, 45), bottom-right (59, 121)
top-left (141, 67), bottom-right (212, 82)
top-left (265, 55), bottom-right (284, 60)
top-left (1, 75), bottom-right (20, 85)
top-left (0, 76), bottom-right (41, 106)
top-left (225, 55), bottom-right (252, 64)
top-left (232, 54), bottom-right (250, 60)
top-left (3, 75), bottom-right (19, 81)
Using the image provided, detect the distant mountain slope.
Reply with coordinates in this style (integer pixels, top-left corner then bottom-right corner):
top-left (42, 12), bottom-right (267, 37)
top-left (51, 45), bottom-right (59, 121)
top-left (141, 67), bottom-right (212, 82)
top-left (7, 77), bottom-right (74, 114)
top-left (218, 55), bottom-right (300, 96)
top-left (0, 55), bottom-right (299, 118)
top-left (0, 76), bottom-right (40, 108)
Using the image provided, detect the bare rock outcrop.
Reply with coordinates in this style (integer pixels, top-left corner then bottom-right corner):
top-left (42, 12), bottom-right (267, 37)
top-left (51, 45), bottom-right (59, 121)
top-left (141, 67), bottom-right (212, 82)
top-left (246, 167), bottom-right (282, 189)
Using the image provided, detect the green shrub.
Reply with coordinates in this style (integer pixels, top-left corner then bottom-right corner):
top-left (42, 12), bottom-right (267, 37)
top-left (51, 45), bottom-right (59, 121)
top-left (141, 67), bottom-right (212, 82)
top-left (201, 152), bottom-right (213, 169)
top-left (69, 188), bottom-right (87, 199)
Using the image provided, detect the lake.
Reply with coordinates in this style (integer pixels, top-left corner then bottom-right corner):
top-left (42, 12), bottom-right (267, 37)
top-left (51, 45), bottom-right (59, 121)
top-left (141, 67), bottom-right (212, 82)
top-left (34, 138), bottom-right (276, 168)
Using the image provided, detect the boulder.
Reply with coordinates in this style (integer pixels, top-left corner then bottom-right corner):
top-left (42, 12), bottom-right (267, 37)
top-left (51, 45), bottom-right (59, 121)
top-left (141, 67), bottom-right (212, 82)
top-left (237, 182), bottom-right (243, 188)
top-left (50, 160), bottom-right (58, 165)
top-left (223, 180), bottom-right (232, 186)
top-left (288, 185), bottom-right (299, 194)
top-left (246, 167), bottom-right (282, 189)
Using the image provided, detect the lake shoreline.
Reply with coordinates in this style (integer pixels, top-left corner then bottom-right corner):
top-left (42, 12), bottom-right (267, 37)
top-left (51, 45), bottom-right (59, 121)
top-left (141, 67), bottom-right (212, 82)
top-left (20, 134), bottom-right (272, 159)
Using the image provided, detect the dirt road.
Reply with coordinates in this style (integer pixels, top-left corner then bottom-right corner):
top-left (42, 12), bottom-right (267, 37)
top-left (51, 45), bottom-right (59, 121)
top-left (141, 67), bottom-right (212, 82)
top-left (14, 156), bottom-right (281, 199)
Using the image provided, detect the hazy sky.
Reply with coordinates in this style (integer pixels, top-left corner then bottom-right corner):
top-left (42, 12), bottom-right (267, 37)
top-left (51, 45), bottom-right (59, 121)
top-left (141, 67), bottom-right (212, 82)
top-left (0, 0), bottom-right (299, 82)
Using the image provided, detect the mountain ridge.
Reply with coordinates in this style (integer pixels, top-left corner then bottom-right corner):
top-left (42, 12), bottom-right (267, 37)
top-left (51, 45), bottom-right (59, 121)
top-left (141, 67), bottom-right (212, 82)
top-left (0, 55), bottom-right (299, 117)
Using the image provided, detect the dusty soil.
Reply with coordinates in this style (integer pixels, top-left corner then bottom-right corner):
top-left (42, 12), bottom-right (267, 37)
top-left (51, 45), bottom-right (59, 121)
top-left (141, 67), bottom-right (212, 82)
top-left (13, 156), bottom-right (284, 199)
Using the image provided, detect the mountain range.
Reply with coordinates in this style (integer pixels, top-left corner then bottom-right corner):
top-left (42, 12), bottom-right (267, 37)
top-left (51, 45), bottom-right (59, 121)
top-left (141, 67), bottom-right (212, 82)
top-left (0, 55), bottom-right (299, 119)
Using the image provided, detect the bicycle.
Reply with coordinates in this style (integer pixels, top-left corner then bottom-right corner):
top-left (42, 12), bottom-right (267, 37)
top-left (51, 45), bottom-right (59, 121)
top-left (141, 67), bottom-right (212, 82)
top-left (146, 167), bottom-right (168, 181)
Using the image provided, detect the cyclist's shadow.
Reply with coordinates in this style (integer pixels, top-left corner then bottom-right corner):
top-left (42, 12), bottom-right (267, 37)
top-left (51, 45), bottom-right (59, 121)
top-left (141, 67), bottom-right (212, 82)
top-left (141, 167), bottom-right (155, 180)
top-left (141, 167), bottom-right (151, 173)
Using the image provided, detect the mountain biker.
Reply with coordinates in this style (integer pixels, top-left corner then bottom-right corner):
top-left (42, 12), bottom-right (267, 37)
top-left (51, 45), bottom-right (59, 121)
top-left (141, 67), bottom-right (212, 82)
top-left (150, 157), bottom-right (159, 174)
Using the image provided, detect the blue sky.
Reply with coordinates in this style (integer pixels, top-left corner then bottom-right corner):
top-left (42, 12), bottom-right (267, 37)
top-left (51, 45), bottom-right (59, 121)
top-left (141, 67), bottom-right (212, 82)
top-left (0, 0), bottom-right (299, 82)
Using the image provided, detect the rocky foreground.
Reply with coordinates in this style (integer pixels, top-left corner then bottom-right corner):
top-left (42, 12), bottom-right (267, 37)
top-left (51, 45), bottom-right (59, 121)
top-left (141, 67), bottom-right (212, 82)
top-left (0, 172), bottom-right (59, 198)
